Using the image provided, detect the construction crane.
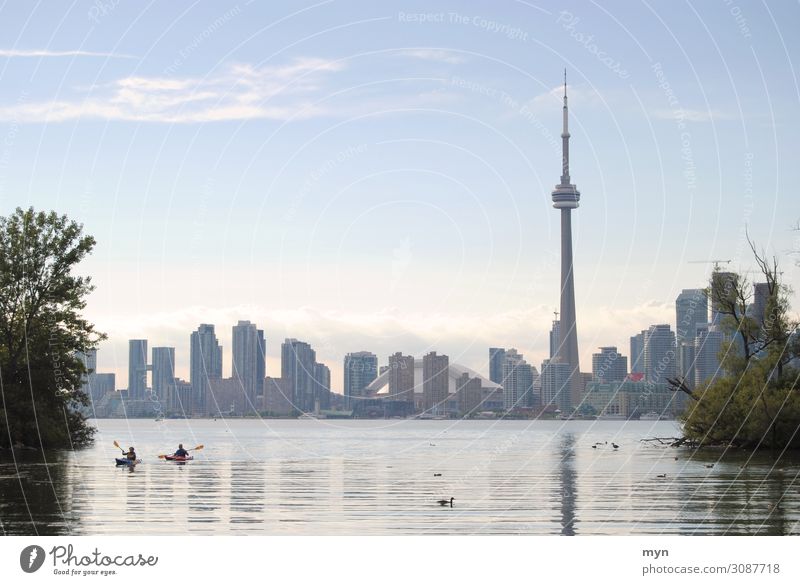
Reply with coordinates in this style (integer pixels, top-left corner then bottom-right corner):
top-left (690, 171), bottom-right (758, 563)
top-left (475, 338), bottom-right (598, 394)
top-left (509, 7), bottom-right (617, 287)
top-left (688, 259), bottom-right (732, 272)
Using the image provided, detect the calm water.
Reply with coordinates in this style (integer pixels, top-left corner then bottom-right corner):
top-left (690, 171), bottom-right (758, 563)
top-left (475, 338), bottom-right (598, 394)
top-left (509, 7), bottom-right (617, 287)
top-left (1, 419), bottom-right (798, 535)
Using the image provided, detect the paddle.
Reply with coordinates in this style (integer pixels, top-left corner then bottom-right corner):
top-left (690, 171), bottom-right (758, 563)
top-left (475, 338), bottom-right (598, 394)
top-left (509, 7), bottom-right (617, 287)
top-left (113, 440), bottom-right (124, 454)
top-left (158, 444), bottom-right (204, 459)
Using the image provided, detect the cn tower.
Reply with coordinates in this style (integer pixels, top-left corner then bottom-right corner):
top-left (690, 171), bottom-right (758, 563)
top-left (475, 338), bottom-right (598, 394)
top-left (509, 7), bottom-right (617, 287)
top-left (551, 71), bottom-right (582, 410)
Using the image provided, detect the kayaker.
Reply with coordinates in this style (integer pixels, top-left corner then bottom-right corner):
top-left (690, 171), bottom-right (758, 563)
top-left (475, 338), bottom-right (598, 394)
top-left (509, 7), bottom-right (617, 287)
top-left (173, 444), bottom-right (189, 457)
top-left (126, 447), bottom-right (137, 461)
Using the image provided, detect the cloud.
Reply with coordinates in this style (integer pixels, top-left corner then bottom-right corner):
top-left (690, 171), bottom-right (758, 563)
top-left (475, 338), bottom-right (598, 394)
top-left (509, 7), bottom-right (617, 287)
top-left (400, 49), bottom-right (466, 65)
top-left (0, 57), bottom-right (345, 123)
top-left (0, 49), bottom-right (132, 58)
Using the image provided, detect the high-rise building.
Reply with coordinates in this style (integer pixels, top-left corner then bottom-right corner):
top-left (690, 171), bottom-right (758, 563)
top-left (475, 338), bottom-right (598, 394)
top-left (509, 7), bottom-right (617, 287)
top-left (190, 324), bottom-right (222, 415)
top-left (489, 347), bottom-right (506, 385)
top-left (752, 282), bottom-right (770, 327)
top-left (91, 373), bottom-right (116, 402)
top-left (455, 372), bottom-right (482, 416)
top-left (151, 347), bottom-right (175, 407)
top-left (422, 351), bottom-right (449, 416)
top-left (591, 346), bottom-right (627, 382)
top-left (643, 324), bottom-right (676, 384)
top-left (127, 339), bottom-right (148, 400)
top-left (314, 362), bottom-right (331, 411)
top-left (675, 289), bottom-right (708, 345)
top-left (678, 342), bottom-right (696, 386)
top-left (540, 358), bottom-right (572, 412)
top-left (630, 330), bottom-right (646, 375)
top-left (694, 327), bottom-right (724, 387)
top-left (551, 74), bottom-right (582, 410)
top-left (388, 352), bottom-right (415, 405)
top-left (281, 338), bottom-right (317, 413)
top-left (343, 351), bottom-right (378, 409)
top-left (502, 349), bottom-right (535, 410)
top-left (549, 317), bottom-right (561, 359)
top-left (232, 320), bottom-right (265, 411)
top-left (710, 271), bottom-right (739, 327)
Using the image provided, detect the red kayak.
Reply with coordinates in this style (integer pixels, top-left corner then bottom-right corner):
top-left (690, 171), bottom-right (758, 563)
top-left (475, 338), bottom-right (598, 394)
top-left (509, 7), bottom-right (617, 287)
top-left (164, 455), bottom-right (193, 462)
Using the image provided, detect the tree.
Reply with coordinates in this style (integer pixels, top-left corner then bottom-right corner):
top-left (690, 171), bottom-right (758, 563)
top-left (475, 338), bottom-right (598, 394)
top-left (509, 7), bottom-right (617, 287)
top-left (0, 207), bottom-right (104, 449)
top-left (680, 237), bottom-right (800, 451)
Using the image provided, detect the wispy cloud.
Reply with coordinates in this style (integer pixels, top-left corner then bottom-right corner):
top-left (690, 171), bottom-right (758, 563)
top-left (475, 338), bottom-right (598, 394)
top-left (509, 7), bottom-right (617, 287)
top-left (0, 48), bottom-right (133, 58)
top-left (0, 57), bottom-right (345, 123)
top-left (400, 49), bottom-right (466, 65)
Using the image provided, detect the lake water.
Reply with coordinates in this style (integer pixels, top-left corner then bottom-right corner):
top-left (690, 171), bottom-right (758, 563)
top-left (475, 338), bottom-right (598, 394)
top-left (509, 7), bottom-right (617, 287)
top-left (1, 419), bottom-right (798, 535)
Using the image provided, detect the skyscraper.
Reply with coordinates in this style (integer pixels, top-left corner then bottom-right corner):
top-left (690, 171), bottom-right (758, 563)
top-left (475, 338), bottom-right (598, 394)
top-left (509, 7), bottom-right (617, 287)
top-left (710, 271), bottom-right (739, 326)
top-left (551, 73), bottom-right (582, 410)
top-left (343, 351), bottom-right (378, 409)
top-left (190, 324), bottom-right (222, 415)
top-left (127, 339), bottom-right (148, 400)
top-left (540, 358), bottom-right (572, 412)
top-left (313, 362), bottom-right (331, 411)
top-left (549, 317), bottom-right (561, 359)
top-left (489, 347), bottom-right (506, 385)
top-left (281, 338), bottom-right (317, 413)
top-left (591, 346), bottom-right (627, 383)
top-left (694, 327), bottom-right (724, 387)
top-left (388, 352), bottom-right (415, 405)
top-left (502, 349), bottom-right (535, 410)
top-left (232, 320), bottom-right (265, 410)
top-left (643, 324), bottom-right (676, 384)
top-left (675, 289), bottom-right (708, 346)
top-left (151, 346), bottom-right (175, 407)
top-left (752, 282), bottom-right (770, 327)
top-left (422, 351), bottom-right (449, 416)
top-left (630, 330), bottom-right (646, 375)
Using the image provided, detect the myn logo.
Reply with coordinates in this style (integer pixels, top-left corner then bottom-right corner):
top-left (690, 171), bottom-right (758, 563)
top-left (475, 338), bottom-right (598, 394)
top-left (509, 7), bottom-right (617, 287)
top-left (20, 545), bottom-right (46, 573)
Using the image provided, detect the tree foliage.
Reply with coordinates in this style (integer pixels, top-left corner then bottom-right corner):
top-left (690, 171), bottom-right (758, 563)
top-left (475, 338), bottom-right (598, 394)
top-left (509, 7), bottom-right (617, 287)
top-left (681, 237), bottom-right (800, 450)
top-left (0, 207), bottom-right (104, 449)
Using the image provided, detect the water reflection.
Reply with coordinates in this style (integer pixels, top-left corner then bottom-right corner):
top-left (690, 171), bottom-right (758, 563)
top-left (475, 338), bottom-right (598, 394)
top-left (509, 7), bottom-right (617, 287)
top-left (558, 433), bottom-right (577, 536)
top-left (1, 420), bottom-right (799, 535)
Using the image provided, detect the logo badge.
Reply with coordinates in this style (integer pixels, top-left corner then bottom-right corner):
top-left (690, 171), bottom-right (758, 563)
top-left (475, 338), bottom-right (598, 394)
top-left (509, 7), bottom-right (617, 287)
top-left (20, 545), bottom-right (46, 573)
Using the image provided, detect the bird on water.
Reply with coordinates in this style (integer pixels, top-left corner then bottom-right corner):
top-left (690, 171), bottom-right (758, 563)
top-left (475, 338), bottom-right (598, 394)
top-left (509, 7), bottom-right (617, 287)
top-left (437, 497), bottom-right (455, 507)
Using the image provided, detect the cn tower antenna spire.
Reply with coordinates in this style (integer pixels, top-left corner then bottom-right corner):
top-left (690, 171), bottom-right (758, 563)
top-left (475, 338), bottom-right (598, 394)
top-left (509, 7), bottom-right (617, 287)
top-left (561, 69), bottom-right (570, 184)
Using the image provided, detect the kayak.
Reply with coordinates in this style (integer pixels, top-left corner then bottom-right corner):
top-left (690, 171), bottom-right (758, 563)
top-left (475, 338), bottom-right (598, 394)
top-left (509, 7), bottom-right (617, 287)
top-left (164, 455), bottom-right (193, 462)
top-left (115, 458), bottom-right (140, 466)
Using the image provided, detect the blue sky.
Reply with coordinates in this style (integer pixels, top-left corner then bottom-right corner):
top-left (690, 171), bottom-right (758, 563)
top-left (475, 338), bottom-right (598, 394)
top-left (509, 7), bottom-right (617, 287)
top-left (1, 1), bottom-right (798, 390)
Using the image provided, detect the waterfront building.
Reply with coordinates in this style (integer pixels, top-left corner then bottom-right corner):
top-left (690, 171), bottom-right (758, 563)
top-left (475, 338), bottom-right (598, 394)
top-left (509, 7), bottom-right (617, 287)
top-left (489, 347), bottom-right (506, 385)
top-left (128, 339), bottom-right (148, 401)
top-left (422, 351), bottom-right (449, 416)
top-left (343, 351), bottom-right (378, 409)
top-left (643, 324), bottom-right (676, 384)
top-left (190, 324), bottom-right (223, 415)
top-left (591, 346), bottom-right (627, 383)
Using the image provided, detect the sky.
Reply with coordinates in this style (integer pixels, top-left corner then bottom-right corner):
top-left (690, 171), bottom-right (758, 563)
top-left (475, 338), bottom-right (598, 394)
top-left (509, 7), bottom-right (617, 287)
top-left (1, 0), bottom-right (799, 392)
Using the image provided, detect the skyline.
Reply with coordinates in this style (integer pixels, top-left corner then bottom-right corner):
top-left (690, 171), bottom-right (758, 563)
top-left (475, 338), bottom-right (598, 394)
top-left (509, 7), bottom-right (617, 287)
top-left (1, 1), bottom-right (798, 391)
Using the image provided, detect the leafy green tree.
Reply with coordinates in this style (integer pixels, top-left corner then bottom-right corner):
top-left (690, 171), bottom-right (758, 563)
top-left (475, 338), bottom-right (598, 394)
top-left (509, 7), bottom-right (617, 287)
top-left (0, 207), bottom-right (104, 449)
top-left (680, 237), bottom-right (800, 451)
